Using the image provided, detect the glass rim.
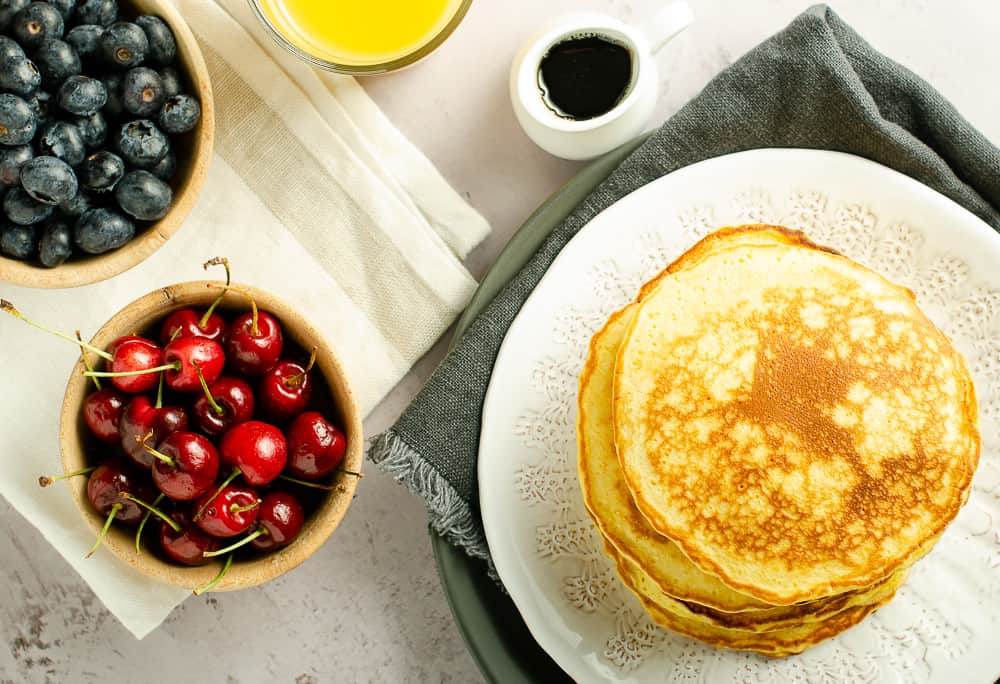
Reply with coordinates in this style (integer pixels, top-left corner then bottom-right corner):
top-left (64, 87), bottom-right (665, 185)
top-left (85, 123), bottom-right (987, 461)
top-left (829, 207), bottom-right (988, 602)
top-left (247, 0), bottom-right (475, 74)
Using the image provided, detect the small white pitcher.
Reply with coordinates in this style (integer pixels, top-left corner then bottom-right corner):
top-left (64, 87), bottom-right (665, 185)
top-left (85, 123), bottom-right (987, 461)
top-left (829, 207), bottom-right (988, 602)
top-left (509, 2), bottom-right (694, 161)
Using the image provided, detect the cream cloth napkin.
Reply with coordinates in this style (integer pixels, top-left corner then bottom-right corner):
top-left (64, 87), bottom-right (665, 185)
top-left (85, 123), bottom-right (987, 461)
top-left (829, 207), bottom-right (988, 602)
top-left (0, 0), bottom-right (488, 639)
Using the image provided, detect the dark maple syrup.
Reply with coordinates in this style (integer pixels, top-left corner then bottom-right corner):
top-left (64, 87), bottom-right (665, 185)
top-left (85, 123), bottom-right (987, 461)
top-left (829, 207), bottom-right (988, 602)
top-left (538, 35), bottom-right (633, 120)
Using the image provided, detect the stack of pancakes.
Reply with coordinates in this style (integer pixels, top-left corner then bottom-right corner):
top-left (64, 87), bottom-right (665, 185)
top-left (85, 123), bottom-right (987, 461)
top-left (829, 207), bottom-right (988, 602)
top-left (577, 225), bottom-right (980, 656)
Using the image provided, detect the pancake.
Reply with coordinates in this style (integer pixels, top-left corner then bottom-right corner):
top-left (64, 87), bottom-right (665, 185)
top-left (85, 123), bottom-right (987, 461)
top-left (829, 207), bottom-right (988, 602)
top-left (578, 299), bottom-right (903, 631)
top-left (608, 539), bottom-right (906, 657)
top-left (613, 225), bottom-right (980, 605)
top-left (579, 226), bottom-right (831, 612)
top-left (633, 224), bottom-right (838, 303)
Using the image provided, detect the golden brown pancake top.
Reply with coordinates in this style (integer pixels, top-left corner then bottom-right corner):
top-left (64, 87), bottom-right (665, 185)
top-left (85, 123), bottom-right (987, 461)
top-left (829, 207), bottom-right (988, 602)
top-left (614, 229), bottom-right (979, 604)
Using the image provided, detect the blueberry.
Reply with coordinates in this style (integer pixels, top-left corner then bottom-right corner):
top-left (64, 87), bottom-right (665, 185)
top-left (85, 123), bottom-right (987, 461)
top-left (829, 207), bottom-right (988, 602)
top-left (134, 15), bottom-right (174, 67)
top-left (0, 145), bottom-right (33, 188)
top-left (0, 221), bottom-right (38, 259)
top-left (70, 110), bottom-right (105, 147)
top-left (36, 120), bottom-right (85, 166)
top-left (115, 119), bottom-right (168, 169)
top-left (99, 21), bottom-right (146, 69)
top-left (157, 94), bottom-right (199, 134)
top-left (0, 93), bottom-right (36, 145)
top-left (158, 65), bottom-right (181, 99)
top-left (4, 186), bottom-right (53, 224)
top-left (32, 37), bottom-right (81, 85)
top-left (99, 71), bottom-right (122, 117)
top-left (74, 206), bottom-right (132, 253)
top-left (57, 74), bottom-right (106, 115)
top-left (122, 66), bottom-right (163, 117)
top-left (148, 147), bottom-right (174, 180)
top-left (0, 35), bottom-right (26, 62)
top-left (27, 89), bottom-right (53, 125)
top-left (38, 215), bottom-right (72, 266)
top-left (58, 186), bottom-right (91, 215)
top-left (0, 0), bottom-right (31, 31)
top-left (0, 55), bottom-right (41, 97)
top-left (12, 2), bottom-right (64, 48)
top-left (74, 0), bottom-right (114, 26)
top-left (65, 24), bottom-right (103, 62)
top-left (20, 155), bottom-right (77, 205)
top-left (77, 149), bottom-right (121, 191)
top-left (114, 169), bottom-right (169, 220)
top-left (42, 0), bottom-right (74, 20)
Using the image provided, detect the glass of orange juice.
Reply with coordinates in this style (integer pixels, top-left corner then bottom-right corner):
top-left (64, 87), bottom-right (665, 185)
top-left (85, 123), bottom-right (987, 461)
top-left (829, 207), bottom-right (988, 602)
top-left (249, 0), bottom-right (473, 73)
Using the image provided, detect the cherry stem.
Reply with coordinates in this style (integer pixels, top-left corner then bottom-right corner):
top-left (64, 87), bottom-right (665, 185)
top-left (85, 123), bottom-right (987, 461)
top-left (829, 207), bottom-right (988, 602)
top-left (207, 284), bottom-right (258, 336)
top-left (276, 469), bottom-right (364, 491)
top-left (120, 493), bottom-right (181, 532)
top-left (229, 499), bottom-right (260, 515)
top-left (193, 553), bottom-right (233, 595)
top-left (204, 256), bottom-right (231, 286)
top-left (39, 465), bottom-right (97, 488)
top-left (76, 330), bottom-right (102, 390)
top-left (135, 493), bottom-right (165, 553)
top-left (194, 362), bottom-right (224, 416)
top-left (203, 527), bottom-right (267, 558)
top-left (155, 371), bottom-right (164, 409)
top-left (278, 474), bottom-right (334, 490)
top-left (86, 503), bottom-right (121, 558)
top-left (138, 433), bottom-right (176, 468)
top-left (85, 361), bottom-right (180, 378)
top-left (2, 300), bottom-right (113, 361)
top-left (285, 347), bottom-right (317, 388)
top-left (194, 468), bottom-right (242, 520)
top-left (200, 257), bottom-right (231, 328)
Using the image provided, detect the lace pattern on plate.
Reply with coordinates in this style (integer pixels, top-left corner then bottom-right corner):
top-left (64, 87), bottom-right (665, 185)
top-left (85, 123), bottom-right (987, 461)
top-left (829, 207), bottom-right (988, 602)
top-left (510, 190), bottom-right (1000, 682)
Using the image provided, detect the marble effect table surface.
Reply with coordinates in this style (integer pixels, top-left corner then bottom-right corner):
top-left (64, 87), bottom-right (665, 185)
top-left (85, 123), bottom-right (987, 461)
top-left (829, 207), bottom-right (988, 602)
top-left (3, 1), bottom-right (998, 682)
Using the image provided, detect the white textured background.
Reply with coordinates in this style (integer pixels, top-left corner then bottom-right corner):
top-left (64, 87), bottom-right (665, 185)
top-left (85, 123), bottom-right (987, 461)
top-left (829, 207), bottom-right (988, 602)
top-left (3, 1), bottom-right (998, 681)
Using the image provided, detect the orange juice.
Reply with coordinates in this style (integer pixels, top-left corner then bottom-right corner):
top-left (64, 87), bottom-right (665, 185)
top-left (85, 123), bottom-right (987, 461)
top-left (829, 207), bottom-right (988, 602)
top-left (258, 0), bottom-right (467, 67)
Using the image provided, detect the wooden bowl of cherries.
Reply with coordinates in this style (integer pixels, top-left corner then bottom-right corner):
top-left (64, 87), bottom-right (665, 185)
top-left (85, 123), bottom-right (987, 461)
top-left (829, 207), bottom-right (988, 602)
top-left (9, 259), bottom-right (363, 593)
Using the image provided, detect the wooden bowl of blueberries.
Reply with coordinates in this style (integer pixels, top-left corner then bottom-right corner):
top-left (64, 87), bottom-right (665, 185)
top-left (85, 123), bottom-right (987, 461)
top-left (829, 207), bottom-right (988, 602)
top-left (0, 0), bottom-right (213, 288)
top-left (9, 271), bottom-right (365, 592)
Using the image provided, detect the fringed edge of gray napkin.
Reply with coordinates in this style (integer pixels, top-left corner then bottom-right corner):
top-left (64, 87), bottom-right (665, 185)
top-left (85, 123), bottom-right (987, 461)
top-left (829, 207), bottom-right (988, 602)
top-left (370, 434), bottom-right (497, 576)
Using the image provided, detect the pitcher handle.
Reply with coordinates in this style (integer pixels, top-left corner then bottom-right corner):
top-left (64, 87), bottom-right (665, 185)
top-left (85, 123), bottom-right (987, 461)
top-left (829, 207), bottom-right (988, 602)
top-left (642, 0), bottom-right (695, 53)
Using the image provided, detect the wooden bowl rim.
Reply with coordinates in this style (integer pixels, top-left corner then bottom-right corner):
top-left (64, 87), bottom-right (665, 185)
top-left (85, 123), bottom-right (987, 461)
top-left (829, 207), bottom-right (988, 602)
top-left (0, 0), bottom-right (216, 289)
top-left (59, 281), bottom-right (364, 591)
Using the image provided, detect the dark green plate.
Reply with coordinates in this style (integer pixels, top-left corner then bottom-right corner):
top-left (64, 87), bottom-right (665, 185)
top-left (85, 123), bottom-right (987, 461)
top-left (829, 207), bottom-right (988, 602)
top-left (431, 136), bottom-right (648, 684)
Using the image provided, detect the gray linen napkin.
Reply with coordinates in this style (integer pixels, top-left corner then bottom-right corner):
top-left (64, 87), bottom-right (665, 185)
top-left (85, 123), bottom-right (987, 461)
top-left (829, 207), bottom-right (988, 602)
top-left (369, 4), bottom-right (1000, 570)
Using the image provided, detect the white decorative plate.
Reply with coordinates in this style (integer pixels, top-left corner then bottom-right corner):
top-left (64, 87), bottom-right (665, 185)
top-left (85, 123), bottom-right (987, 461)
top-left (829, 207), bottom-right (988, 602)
top-left (478, 149), bottom-right (1000, 683)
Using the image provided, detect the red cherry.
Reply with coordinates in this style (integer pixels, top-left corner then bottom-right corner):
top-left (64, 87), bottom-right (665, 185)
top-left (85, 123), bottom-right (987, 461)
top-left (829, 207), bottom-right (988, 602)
top-left (258, 352), bottom-right (315, 421)
top-left (86, 462), bottom-right (154, 525)
top-left (119, 396), bottom-right (189, 468)
top-left (82, 388), bottom-right (127, 443)
top-left (194, 485), bottom-right (261, 537)
top-left (106, 337), bottom-right (164, 393)
top-left (225, 310), bottom-right (283, 377)
top-left (160, 308), bottom-right (226, 345)
top-left (159, 510), bottom-right (220, 565)
top-left (162, 336), bottom-right (225, 392)
top-left (193, 376), bottom-right (255, 437)
top-left (106, 335), bottom-right (147, 358)
top-left (160, 256), bottom-right (232, 350)
top-left (147, 431), bottom-right (220, 501)
top-left (84, 461), bottom-right (158, 557)
top-left (250, 491), bottom-right (304, 552)
top-left (287, 412), bottom-right (347, 480)
top-left (219, 421), bottom-right (287, 486)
